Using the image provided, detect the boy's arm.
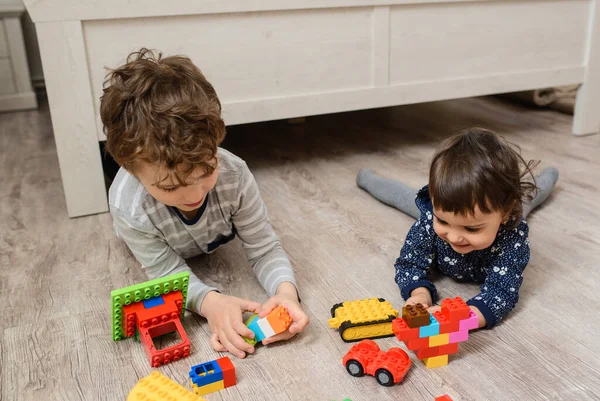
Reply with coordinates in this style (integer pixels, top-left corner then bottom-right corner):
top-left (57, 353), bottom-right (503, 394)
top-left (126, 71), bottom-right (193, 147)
top-left (111, 208), bottom-right (218, 314)
top-left (395, 210), bottom-right (438, 303)
top-left (231, 162), bottom-right (298, 300)
top-left (466, 222), bottom-right (530, 328)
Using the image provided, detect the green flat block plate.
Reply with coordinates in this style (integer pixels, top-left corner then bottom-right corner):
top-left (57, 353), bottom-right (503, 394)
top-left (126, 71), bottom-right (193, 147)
top-left (110, 271), bottom-right (189, 341)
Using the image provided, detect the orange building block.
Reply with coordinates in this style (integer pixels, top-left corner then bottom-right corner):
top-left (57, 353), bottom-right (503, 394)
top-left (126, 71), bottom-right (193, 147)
top-left (266, 305), bottom-right (292, 335)
top-left (435, 395), bottom-right (454, 401)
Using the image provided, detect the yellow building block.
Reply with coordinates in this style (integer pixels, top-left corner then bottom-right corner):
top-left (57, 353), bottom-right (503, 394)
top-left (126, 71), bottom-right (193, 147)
top-left (423, 355), bottom-right (448, 368)
top-left (190, 379), bottom-right (225, 396)
top-left (328, 298), bottom-right (398, 328)
top-left (128, 371), bottom-right (205, 401)
top-left (429, 333), bottom-right (450, 347)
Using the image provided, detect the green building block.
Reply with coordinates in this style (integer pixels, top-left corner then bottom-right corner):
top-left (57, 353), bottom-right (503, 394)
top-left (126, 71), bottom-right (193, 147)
top-left (242, 313), bottom-right (258, 346)
top-left (111, 272), bottom-right (190, 341)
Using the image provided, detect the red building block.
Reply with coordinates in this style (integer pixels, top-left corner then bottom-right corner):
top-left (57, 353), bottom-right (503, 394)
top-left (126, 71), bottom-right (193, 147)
top-left (135, 292), bottom-right (184, 330)
top-left (216, 356), bottom-right (237, 387)
top-left (441, 297), bottom-right (470, 321)
top-left (139, 317), bottom-right (191, 367)
top-left (435, 395), bottom-right (454, 401)
top-left (123, 300), bottom-right (145, 337)
top-left (432, 311), bottom-right (460, 334)
top-left (438, 343), bottom-right (459, 355)
top-left (415, 346), bottom-right (441, 360)
top-left (392, 318), bottom-right (420, 342)
top-left (406, 337), bottom-right (430, 351)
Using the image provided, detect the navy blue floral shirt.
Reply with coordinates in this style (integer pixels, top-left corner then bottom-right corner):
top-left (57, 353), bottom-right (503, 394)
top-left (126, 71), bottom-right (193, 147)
top-left (395, 186), bottom-right (530, 328)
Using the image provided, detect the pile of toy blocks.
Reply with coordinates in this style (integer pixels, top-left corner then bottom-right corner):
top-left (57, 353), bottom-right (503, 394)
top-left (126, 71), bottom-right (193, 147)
top-left (111, 272), bottom-right (191, 367)
top-left (392, 297), bottom-right (478, 368)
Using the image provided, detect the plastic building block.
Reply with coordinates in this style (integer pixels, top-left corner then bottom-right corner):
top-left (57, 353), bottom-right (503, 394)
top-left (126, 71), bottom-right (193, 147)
top-left (189, 357), bottom-right (236, 396)
top-left (217, 356), bottom-right (236, 388)
top-left (143, 296), bottom-right (165, 309)
top-left (402, 304), bottom-right (430, 328)
top-left (329, 298), bottom-right (398, 342)
top-left (111, 271), bottom-right (189, 341)
top-left (391, 318), bottom-right (420, 342)
top-left (122, 291), bottom-right (183, 338)
top-left (433, 310), bottom-right (460, 334)
top-left (242, 314), bottom-right (259, 345)
top-left (459, 311), bottom-right (479, 331)
top-left (244, 305), bottom-right (292, 344)
top-left (139, 318), bottom-right (191, 367)
top-left (449, 330), bottom-right (469, 344)
top-left (429, 333), bottom-right (450, 347)
top-left (419, 314), bottom-right (440, 338)
top-left (406, 337), bottom-right (430, 350)
top-left (438, 343), bottom-right (459, 355)
top-left (127, 371), bottom-right (205, 401)
top-left (435, 395), bottom-right (454, 401)
top-left (423, 354), bottom-right (448, 368)
top-left (393, 296), bottom-right (474, 369)
top-left (342, 339), bottom-right (411, 386)
top-left (415, 346), bottom-right (441, 360)
top-left (191, 380), bottom-right (224, 396)
top-left (266, 305), bottom-right (293, 334)
top-left (441, 297), bottom-right (470, 321)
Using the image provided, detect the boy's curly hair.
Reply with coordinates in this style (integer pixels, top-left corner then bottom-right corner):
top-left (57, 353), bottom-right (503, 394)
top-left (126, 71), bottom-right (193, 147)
top-left (100, 48), bottom-right (225, 184)
top-left (429, 128), bottom-right (538, 229)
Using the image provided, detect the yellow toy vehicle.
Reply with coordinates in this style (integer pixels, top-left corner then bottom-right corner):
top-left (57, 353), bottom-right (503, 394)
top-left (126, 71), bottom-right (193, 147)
top-left (328, 298), bottom-right (398, 342)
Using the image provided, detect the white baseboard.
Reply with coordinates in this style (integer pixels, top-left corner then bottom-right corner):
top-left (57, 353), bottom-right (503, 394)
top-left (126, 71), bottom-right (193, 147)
top-left (0, 92), bottom-right (38, 112)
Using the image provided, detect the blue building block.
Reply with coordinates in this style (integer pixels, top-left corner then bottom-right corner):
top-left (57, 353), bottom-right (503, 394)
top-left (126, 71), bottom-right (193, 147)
top-left (419, 314), bottom-right (440, 338)
top-left (190, 359), bottom-right (223, 387)
top-left (142, 295), bottom-right (165, 309)
top-left (246, 315), bottom-right (266, 342)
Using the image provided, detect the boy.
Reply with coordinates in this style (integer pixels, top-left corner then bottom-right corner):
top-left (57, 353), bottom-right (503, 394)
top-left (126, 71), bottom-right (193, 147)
top-left (100, 48), bottom-right (309, 358)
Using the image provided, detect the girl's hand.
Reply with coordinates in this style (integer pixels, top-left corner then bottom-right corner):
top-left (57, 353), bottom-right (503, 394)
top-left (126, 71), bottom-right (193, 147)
top-left (405, 287), bottom-right (433, 308)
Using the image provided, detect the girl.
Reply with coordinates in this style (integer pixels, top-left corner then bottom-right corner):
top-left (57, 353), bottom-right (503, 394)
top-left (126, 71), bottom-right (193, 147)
top-left (357, 128), bottom-right (559, 328)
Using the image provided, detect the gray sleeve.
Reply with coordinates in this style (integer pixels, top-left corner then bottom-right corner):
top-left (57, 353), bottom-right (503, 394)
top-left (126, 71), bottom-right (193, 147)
top-left (231, 162), bottom-right (297, 297)
top-left (110, 207), bottom-right (217, 315)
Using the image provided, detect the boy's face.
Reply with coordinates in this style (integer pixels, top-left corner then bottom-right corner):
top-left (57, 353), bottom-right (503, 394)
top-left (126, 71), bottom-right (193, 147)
top-left (431, 202), bottom-right (504, 254)
top-left (134, 159), bottom-right (219, 212)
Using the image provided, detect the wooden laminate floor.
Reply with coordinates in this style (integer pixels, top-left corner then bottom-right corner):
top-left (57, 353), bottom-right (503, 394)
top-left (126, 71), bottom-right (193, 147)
top-left (1, 96), bottom-right (599, 401)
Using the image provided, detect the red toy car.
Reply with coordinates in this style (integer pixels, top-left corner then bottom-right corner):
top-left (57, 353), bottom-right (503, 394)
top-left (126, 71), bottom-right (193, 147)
top-left (342, 339), bottom-right (411, 386)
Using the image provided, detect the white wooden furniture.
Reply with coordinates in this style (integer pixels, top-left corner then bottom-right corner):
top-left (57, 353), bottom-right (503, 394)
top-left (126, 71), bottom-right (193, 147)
top-left (0, 2), bottom-right (37, 112)
top-left (25, 0), bottom-right (600, 217)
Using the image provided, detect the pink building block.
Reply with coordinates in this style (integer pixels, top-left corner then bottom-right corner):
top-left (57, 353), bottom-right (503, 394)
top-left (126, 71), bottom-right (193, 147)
top-left (459, 311), bottom-right (479, 331)
top-left (449, 330), bottom-right (469, 344)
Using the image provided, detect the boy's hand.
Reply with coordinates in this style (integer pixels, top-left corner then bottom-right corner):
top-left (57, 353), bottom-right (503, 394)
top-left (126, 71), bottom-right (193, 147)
top-left (200, 291), bottom-right (261, 359)
top-left (405, 287), bottom-right (433, 308)
top-left (258, 282), bottom-right (309, 345)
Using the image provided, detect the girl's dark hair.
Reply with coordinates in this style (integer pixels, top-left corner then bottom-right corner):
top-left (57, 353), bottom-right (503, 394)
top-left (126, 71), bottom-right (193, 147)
top-left (429, 128), bottom-right (538, 229)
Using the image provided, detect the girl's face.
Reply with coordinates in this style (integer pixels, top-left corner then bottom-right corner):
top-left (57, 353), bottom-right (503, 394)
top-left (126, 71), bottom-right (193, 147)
top-left (134, 159), bottom-right (219, 213)
top-left (432, 202), bottom-right (506, 254)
